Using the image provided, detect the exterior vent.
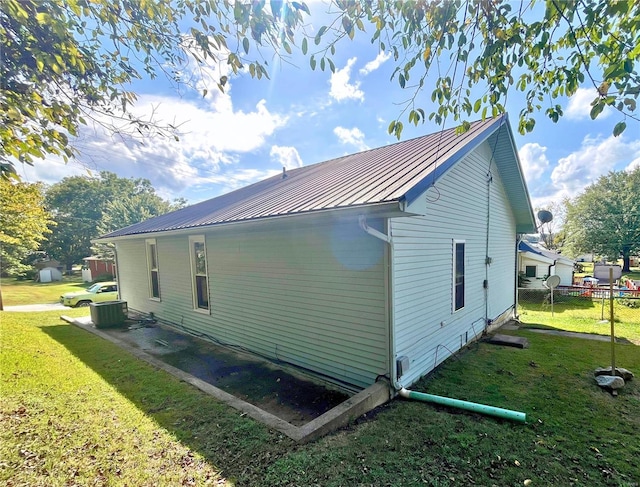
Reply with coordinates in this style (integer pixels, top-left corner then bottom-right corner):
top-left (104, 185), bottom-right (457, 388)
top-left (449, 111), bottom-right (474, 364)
top-left (90, 301), bottom-right (128, 328)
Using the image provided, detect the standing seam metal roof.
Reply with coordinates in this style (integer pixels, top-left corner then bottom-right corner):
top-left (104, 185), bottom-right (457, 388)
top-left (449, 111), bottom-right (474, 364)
top-left (101, 116), bottom-right (532, 239)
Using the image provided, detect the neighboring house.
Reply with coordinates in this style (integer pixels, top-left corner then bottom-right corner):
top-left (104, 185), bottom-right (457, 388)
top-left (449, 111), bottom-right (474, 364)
top-left (82, 256), bottom-right (117, 282)
top-left (96, 115), bottom-right (535, 393)
top-left (576, 253), bottom-right (595, 263)
top-left (518, 241), bottom-right (575, 288)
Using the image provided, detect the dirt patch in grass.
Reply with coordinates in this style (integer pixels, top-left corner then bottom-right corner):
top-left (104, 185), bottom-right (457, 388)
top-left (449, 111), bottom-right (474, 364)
top-left (100, 321), bottom-right (349, 426)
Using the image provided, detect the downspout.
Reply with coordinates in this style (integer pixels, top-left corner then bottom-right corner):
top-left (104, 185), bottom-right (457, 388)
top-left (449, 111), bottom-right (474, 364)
top-left (359, 215), bottom-right (527, 424)
top-left (514, 235), bottom-right (524, 320)
top-left (547, 260), bottom-right (557, 281)
top-left (113, 243), bottom-right (121, 296)
top-left (358, 215), bottom-right (400, 391)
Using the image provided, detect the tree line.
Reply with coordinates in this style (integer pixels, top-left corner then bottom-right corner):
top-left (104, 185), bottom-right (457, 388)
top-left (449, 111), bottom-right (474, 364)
top-left (534, 167), bottom-right (640, 272)
top-left (2, 167), bottom-right (638, 279)
top-left (0, 172), bottom-right (185, 278)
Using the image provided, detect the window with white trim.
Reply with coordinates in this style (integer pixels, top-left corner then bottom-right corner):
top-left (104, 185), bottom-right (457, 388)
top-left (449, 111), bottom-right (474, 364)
top-left (453, 240), bottom-right (465, 311)
top-left (189, 236), bottom-right (209, 311)
top-left (146, 239), bottom-right (160, 300)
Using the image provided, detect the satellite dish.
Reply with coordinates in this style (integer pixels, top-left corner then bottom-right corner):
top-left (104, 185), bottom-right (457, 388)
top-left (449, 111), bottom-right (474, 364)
top-left (545, 275), bottom-right (561, 289)
top-left (537, 210), bottom-right (553, 224)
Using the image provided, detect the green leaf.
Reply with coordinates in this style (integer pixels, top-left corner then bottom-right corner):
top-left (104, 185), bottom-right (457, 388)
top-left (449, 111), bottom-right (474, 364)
top-left (243, 37), bottom-right (249, 54)
top-left (613, 121), bottom-right (626, 137)
top-left (589, 100), bottom-right (604, 119)
top-left (310, 55), bottom-right (316, 70)
top-left (301, 37), bottom-right (308, 55)
top-left (315, 26), bottom-right (327, 45)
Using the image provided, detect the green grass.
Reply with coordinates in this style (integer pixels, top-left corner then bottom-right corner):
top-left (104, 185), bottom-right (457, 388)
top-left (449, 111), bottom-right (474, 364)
top-left (2, 311), bottom-right (639, 486)
top-left (518, 298), bottom-right (640, 345)
top-left (1, 277), bottom-right (88, 306)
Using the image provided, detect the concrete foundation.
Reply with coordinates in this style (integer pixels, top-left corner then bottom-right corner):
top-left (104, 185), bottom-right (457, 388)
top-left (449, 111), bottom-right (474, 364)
top-left (61, 315), bottom-right (391, 443)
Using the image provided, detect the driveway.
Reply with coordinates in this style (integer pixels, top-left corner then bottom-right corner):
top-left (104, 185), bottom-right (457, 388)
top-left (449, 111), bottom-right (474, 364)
top-left (3, 303), bottom-right (68, 312)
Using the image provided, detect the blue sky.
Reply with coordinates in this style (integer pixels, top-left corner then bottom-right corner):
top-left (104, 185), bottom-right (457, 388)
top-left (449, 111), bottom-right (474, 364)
top-left (20, 2), bottom-right (640, 212)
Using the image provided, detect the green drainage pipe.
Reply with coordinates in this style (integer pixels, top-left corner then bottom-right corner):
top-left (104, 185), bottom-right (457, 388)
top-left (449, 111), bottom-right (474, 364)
top-left (399, 388), bottom-right (526, 424)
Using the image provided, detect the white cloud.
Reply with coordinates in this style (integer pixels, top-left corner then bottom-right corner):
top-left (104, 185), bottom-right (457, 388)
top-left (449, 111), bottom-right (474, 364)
top-left (626, 158), bottom-right (640, 172)
top-left (198, 167), bottom-right (281, 193)
top-left (359, 51), bottom-right (391, 75)
top-left (518, 142), bottom-right (550, 183)
top-left (179, 36), bottom-right (234, 113)
top-left (18, 156), bottom-right (90, 186)
top-left (334, 126), bottom-right (368, 151)
top-left (551, 134), bottom-right (640, 196)
top-left (329, 57), bottom-right (364, 102)
top-left (45, 93), bottom-right (288, 199)
top-left (270, 145), bottom-right (303, 169)
top-left (565, 87), bottom-right (611, 121)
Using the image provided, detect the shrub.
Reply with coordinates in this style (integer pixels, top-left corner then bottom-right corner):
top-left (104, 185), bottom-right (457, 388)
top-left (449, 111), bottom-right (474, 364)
top-left (16, 267), bottom-right (37, 281)
top-left (618, 298), bottom-right (639, 308)
top-left (92, 273), bottom-right (114, 283)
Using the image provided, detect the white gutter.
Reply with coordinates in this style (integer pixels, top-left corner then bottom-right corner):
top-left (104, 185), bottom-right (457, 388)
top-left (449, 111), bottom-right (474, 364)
top-left (358, 215), bottom-right (402, 392)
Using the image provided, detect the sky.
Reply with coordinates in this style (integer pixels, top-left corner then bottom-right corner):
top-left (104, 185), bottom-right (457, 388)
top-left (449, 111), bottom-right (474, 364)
top-left (18, 1), bottom-right (640, 215)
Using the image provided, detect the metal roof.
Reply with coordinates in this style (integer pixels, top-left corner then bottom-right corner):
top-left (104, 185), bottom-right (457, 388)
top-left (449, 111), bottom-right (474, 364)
top-left (99, 114), bottom-right (535, 239)
top-left (519, 241), bottom-right (574, 264)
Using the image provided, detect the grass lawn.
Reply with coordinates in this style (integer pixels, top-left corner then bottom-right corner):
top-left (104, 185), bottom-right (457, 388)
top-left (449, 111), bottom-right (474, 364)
top-left (518, 299), bottom-right (640, 345)
top-left (2, 310), bottom-right (639, 486)
top-left (1, 277), bottom-right (88, 306)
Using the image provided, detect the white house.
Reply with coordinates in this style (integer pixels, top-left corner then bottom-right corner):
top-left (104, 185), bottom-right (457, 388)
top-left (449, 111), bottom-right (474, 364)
top-left (518, 241), bottom-right (575, 288)
top-left (96, 115), bottom-right (535, 393)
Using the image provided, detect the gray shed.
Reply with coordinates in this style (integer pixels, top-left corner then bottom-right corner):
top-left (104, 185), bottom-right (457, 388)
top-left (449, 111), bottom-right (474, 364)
top-left (38, 267), bottom-right (62, 283)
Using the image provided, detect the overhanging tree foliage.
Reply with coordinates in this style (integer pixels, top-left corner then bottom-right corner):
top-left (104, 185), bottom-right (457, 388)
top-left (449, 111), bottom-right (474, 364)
top-left (322, 0), bottom-right (639, 138)
top-left (0, 0), bottom-right (306, 176)
top-left (2, 0), bottom-right (638, 176)
top-left (563, 167), bottom-right (640, 272)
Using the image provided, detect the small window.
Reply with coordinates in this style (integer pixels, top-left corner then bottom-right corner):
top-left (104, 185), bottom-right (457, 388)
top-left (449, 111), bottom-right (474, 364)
top-left (525, 265), bottom-right (537, 278)
top-left (146, 239), bottom-right (160, 300)
top-left (189, 236), bottom-right (209, 311)
top-left (453, 240), bottom-right (465, 311)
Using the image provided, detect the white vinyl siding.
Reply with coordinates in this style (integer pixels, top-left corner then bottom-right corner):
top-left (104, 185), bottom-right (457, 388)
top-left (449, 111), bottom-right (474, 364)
top-left (114, 217), bottom-right (388, 391)
top-left (391, 140), bottom-right (517, 387)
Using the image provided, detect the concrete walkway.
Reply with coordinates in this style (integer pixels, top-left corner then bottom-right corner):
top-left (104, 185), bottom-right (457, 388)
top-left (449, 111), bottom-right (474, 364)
top-left (3, 303), bottom-right (68, 312)
top-left (525, 328), bottom-right (622, 342)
